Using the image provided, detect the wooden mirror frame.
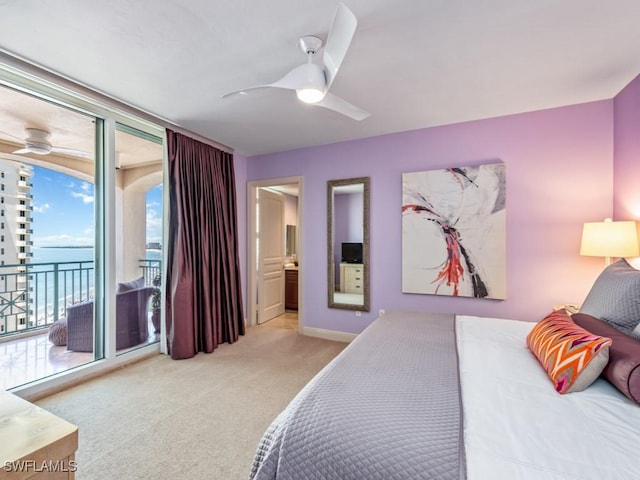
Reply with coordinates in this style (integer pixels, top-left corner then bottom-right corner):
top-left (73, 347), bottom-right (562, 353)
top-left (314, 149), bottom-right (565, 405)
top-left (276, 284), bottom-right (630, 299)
top-left (327, 177), bottom-right (370, 311)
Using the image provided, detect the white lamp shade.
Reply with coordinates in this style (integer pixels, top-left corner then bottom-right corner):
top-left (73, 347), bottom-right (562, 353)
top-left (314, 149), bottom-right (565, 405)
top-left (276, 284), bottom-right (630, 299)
top-left (294, 63), bottom-right (326, 104)
top-left (580, 220), bottom-right (640, 258)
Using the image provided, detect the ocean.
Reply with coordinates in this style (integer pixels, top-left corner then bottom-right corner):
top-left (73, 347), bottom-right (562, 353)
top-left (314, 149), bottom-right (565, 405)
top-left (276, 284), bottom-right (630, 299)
top-left (27, 247), bottom-right (162, 324)
top-left (31, 247), bottom-right (162, 265)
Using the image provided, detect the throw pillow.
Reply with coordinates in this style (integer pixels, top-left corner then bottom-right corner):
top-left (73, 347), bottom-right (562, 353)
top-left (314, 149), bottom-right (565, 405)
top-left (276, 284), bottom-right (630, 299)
top-left (117, 276), bottom-right (145, 293)
top-left (526, 310), bottom-right (612, 394)
top-left (579, 258), bottom-right (640, 339)
top-left (573, 312), bottom-right (640, 404)
top-left (48, 319), bottom-right (67, 346)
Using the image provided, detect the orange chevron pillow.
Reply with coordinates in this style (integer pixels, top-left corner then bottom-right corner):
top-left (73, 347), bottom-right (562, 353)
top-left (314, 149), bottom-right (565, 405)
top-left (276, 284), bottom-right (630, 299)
top-left (526, 310), bottom-right (612, 394)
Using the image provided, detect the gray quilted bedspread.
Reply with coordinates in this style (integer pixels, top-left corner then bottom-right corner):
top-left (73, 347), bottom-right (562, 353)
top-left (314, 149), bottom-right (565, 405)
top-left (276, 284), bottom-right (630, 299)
top-left (248, 311), bottom-right (466, 480)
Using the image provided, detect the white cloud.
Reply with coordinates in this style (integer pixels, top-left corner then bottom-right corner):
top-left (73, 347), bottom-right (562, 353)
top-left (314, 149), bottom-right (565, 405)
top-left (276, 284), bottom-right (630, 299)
top-left (32, 234), bottom-right (93, 247)
top-left (71, 191), bottom-right (94, 203)
top-left (146, 208), bottom-right (162, 229)
top-left (33, 202), bottom-right (50, 213)
top-left (34, 234), bottom-right (73, 243)
top-left (69, 181), bottom-right (94, 204)
top-left (146, 208), bottom-right (162, 243)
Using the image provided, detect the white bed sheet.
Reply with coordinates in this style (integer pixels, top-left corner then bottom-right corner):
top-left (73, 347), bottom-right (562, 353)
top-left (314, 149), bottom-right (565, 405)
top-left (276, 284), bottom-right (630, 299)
top-left (457, 315), bottom-right (640, 480)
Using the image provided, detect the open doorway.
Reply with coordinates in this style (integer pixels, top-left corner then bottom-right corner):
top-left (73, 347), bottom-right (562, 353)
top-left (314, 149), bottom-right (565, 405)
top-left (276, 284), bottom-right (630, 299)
top-left (247, 176), bottom-right (302, 333)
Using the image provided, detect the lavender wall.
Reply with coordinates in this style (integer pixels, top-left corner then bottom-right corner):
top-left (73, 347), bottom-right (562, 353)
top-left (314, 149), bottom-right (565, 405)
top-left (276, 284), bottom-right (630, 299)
top-left (246, 101), bottom-right (613, 334)
top-left (614, 74), bottom-right (640, 219)
top-left (233, 153), bottom-right (248, 318)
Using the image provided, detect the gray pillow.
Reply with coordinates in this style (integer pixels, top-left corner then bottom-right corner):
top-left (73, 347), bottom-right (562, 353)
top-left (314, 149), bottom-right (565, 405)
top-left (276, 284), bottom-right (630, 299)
top-left (117, 276), bottom-right (145, 293)
top-left (579, 258), bottom-right (640, 338)
top-left (48, 319), bottom-right (67, 346)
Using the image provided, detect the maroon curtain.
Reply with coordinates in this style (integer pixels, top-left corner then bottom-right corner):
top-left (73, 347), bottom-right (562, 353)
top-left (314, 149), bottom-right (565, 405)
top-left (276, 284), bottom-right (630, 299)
top-left (166, 129), bottom-right (244, 360)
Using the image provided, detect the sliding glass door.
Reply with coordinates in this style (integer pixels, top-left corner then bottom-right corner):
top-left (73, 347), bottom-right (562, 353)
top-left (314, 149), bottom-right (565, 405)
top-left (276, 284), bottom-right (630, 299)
top-left (113, 124), bottom-right (163, 355)
top-left (0, 73), bottom-right (165, 391)
top-left (0, 84), bottom-right (98, 388)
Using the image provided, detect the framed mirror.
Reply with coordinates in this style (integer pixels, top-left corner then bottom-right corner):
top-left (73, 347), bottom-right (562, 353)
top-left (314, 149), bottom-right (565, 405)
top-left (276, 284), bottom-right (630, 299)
top-left (327, 177), bottom-right (370, 311)
top-left (285, 224), bottom-right (297, 256)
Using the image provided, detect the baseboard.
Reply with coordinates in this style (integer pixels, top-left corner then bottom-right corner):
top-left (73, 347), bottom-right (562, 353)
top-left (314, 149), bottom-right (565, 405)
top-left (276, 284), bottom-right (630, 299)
top-left (302, 326), bottom-right (357, 343)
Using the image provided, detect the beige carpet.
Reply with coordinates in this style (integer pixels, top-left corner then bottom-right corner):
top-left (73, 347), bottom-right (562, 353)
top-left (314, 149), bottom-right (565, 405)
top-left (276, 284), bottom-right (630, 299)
top-left (36, 322), bottom-right (347, 480)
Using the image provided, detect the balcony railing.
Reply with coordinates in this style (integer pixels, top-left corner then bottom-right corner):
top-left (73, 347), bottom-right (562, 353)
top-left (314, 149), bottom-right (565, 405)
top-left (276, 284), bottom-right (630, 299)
top-left (139, 259), bottom-right (162, 286)
top-left (0, 258), bottom-right (162, 338)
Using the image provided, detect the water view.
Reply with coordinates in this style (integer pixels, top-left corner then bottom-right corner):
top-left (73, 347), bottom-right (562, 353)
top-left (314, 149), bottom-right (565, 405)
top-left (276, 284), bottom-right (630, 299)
top-left (0, 159), bottom-right (163, 337)
top-left (31, 246), bottom-right (161, 265)
top-left (26, 247), bottom-right (162, 324)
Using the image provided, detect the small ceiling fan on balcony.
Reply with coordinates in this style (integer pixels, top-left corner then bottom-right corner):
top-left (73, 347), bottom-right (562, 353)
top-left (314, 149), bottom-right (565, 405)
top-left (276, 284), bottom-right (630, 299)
top-left (0, 128), bottom-right (93, 159)
top-left (222, 3), bottom-right (370, 121)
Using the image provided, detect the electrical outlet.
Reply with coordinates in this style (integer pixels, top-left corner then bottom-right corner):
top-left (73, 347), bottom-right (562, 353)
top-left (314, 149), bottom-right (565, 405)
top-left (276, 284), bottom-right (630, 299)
top-left (379, 309), bottom-right (385, 316)
top-left (355, 311), bottom-right (362, 317)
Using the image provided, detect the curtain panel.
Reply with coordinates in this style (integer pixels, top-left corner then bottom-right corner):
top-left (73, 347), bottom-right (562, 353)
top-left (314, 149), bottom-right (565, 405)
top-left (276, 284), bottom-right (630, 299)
top-left (166, 129), bottom-right (244, 360)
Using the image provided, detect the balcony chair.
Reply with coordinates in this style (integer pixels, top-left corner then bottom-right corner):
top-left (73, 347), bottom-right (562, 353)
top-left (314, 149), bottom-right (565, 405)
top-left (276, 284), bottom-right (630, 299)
top-left (66, 286), bottom-right (155, 352)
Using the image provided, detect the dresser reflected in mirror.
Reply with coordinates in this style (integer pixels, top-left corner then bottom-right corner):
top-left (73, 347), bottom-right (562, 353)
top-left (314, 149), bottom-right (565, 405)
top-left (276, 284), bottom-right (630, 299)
top-left (327, 177), bottom-right (370, 311)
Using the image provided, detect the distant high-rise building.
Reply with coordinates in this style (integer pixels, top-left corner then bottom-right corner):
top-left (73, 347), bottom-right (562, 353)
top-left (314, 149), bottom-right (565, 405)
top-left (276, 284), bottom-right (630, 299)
top-left (0, 160), bottom-right (33, 333)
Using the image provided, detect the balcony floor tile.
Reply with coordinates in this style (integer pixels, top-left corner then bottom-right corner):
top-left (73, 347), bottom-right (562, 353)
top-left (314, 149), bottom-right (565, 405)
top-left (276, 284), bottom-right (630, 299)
top-left (0, 319), bottom-right (159, 390)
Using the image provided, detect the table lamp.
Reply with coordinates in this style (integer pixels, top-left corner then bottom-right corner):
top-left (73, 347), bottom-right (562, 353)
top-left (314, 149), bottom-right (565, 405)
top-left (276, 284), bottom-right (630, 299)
top-left (580, 218), bottom-right (640, 266)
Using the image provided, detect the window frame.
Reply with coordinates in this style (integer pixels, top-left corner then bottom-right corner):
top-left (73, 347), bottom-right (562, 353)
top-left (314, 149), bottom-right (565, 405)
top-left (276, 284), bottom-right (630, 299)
top-left (0, 58), bottom-right (166, 398)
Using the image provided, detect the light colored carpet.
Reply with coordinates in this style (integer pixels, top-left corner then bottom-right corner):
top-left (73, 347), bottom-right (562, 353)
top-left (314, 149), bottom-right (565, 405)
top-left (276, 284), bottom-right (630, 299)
top-left (36, 322), bottom-right (347, 480)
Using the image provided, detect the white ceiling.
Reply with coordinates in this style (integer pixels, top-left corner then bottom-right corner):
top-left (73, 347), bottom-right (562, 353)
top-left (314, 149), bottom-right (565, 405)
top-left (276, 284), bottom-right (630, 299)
top-left (1, 0), bottom-right (639, 157)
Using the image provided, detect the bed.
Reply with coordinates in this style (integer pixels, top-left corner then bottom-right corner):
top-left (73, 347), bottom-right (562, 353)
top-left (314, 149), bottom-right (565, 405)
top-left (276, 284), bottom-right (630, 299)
top-left (248, 262), bottom-right (640, 480)
top-left (458, 314), bottom-right (639, 479)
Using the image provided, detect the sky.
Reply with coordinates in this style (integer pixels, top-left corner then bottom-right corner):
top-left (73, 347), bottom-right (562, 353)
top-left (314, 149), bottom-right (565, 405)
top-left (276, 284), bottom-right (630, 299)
top-left (30, 165), bottom-right (163, 247)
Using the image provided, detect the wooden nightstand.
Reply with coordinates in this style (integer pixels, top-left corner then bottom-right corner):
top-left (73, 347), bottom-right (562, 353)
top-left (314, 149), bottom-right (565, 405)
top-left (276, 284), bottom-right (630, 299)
top-left (553, 304), bottom-right (580, 314)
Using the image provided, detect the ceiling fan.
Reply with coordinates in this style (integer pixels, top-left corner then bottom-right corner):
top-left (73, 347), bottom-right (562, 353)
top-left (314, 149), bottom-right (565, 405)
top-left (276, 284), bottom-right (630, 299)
top-left (222, 3), bottom-right (370, 121)
top-left (0, 128), bottom-right (93, 159)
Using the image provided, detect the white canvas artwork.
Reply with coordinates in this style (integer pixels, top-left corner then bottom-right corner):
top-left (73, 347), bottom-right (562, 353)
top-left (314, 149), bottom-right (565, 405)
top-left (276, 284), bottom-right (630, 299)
top-left (402, 162), bottom-right (506, 299)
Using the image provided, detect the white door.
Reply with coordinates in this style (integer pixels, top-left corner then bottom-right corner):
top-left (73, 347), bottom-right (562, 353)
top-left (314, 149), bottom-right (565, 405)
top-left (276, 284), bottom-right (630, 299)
top-left (258, 188), bottom-right (285, 324)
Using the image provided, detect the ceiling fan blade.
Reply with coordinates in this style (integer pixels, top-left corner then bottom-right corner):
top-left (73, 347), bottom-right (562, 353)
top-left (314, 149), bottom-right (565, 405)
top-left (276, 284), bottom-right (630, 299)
top-left (12, 148), bottom-right (30, 154)
top-left (322, 3), bottom-right (358, 90)
top-left (51, 146), bottom-right (93, 159)
top-left (270, 64), bottom-right (322, 90)
top-left (314, 92), bottom-right (370, 121)
top-left (221, 84), bottom-right (276, 98)
top-left (0, 130), bottom-right (24, 142)
top-left (221, 64), bottom-right (315, 99)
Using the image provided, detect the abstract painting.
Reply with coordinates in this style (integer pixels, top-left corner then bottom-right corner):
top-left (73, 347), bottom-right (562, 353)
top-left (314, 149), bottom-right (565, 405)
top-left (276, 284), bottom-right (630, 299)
top-left (402, 162), bottom-right (506, 299)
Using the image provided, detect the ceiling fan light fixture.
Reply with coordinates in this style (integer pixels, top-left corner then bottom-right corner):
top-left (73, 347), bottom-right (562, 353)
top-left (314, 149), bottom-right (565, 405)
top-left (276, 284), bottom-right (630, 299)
top-left (296, 88), bottom-right (326, 104)
top-left (25, 140), bottom-right (52, 155)
top-left (221, 4), bottom-right (369, 120)
top-left (294, 62), bottom-right (326, 104)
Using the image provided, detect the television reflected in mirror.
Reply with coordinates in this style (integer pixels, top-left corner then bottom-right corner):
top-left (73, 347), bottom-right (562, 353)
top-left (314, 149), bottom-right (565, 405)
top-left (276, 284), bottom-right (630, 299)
top-left (341, 242), bottom-right (363, 264)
